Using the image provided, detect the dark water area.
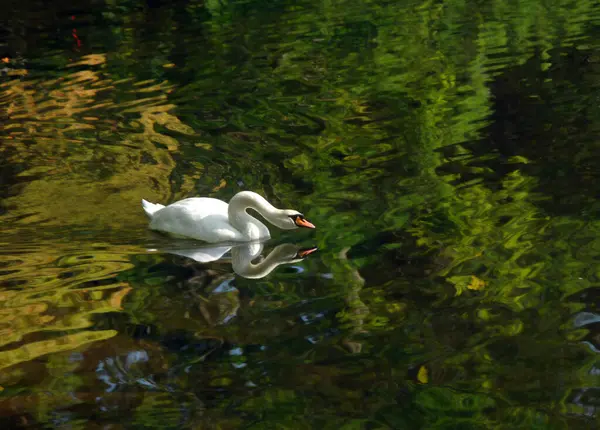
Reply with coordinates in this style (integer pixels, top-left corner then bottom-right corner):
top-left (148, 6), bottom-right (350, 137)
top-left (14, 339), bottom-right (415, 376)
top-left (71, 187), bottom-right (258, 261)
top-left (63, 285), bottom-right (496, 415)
top-left (2, 0), bottom-right (600, 428)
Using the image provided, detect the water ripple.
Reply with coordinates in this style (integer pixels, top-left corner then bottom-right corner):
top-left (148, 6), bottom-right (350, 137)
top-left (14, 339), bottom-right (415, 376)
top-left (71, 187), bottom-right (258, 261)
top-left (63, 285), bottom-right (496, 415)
top-left (0, 239), bottom-right (140, 369)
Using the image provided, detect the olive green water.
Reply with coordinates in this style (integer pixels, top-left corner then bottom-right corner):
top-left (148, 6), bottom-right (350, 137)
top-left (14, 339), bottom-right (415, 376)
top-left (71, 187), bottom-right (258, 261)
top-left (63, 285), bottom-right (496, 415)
top-left (2, 0), bottom-right (600, 428)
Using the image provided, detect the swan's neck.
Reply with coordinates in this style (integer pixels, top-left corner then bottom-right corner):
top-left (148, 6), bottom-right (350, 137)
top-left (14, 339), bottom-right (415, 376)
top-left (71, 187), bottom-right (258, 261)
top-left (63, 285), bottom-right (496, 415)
top-left (228, 192), bottom-right (280, 240)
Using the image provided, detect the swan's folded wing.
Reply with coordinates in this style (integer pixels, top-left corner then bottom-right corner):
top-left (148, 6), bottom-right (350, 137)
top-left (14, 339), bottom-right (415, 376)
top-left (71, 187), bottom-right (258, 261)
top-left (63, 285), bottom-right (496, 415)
top-left (148, 198), bottom-right (245, 242)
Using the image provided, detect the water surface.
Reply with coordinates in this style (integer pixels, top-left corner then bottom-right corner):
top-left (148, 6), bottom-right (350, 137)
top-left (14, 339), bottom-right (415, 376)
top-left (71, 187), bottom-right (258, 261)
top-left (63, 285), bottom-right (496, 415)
top-left (2, 0), bottom-right (600, 427)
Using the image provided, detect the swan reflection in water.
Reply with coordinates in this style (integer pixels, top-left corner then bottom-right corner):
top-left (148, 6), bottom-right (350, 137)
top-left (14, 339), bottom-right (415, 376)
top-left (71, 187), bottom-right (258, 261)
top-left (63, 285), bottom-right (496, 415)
top-left (155, 241), bottom-right (318, 279)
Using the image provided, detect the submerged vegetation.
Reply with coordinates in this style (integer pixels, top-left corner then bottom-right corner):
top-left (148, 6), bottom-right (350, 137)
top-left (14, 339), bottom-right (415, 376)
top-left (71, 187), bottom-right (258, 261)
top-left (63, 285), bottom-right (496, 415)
top-left (1, 0), bottom-right (600, 427)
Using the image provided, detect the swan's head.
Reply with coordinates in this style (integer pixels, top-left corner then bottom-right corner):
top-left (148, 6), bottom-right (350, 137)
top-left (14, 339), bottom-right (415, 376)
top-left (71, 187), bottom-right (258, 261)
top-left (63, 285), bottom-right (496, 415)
top-left (272, 210), bottom-right (316, 230)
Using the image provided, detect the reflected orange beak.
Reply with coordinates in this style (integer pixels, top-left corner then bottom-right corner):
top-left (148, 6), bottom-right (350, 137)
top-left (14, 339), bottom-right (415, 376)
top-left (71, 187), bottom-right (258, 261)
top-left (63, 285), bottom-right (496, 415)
top-left (296, 247), bottom-right (318, 258)
top-left (295, 218), bottom-right (316, 229)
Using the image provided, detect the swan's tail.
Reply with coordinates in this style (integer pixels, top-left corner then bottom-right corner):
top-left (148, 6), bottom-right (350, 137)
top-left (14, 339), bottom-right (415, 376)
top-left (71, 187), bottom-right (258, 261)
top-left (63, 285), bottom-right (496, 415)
top-left (141, 199), bottom-right (165, 218)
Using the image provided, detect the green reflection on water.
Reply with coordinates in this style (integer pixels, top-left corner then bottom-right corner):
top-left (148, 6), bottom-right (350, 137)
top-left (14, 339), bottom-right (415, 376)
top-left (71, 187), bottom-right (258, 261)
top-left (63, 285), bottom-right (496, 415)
top-left (1, 0), bottom-right (600, 427)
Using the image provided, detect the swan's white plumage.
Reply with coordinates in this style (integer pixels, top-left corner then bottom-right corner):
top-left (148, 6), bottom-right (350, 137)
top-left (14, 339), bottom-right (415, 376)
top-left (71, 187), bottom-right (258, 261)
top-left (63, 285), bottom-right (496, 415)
top-left (142, 191), bottom-right (313, 243)
top-left (142, 199), bottom-right (165, 217)
top-left (147, 197), bottom-right (248, 242)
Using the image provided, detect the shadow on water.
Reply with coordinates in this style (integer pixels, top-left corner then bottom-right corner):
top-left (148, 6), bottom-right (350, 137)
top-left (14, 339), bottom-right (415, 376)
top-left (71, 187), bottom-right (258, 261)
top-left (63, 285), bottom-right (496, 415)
top-left (2, 0), bottom-right (600, 427)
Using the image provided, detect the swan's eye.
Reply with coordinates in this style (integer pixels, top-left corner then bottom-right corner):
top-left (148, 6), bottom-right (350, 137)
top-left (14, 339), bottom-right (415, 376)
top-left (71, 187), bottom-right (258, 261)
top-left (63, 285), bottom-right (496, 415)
top-left (289, 214), bottom-right (316, 229)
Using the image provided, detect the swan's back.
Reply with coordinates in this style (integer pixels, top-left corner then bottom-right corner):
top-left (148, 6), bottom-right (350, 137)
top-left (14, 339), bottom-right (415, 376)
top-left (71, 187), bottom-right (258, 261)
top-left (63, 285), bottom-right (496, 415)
top-left (147, 197), bottom-right (245, 242)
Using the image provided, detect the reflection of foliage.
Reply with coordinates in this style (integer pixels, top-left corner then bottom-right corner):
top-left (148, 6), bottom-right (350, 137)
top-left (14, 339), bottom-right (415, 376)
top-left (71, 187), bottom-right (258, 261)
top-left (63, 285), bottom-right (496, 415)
top-left (0, 330), bottom-right (116, 371)
top-left (1, 54), bottom-right (197, 233)
top-left (1, 0), bottom-right (600, 427)
top-left (0, 240), bottom-right (136, 371)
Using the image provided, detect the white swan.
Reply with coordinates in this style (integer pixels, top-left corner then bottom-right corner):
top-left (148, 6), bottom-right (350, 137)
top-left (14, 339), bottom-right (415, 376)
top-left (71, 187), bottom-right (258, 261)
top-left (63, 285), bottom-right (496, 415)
top-left (142, 191), bottom-right (315, 243)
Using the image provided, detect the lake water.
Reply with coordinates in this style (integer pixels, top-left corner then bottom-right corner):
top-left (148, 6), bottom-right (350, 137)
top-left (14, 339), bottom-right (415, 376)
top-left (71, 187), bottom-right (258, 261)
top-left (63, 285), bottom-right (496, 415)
top-left (2, 0), bottom-right (600, 428)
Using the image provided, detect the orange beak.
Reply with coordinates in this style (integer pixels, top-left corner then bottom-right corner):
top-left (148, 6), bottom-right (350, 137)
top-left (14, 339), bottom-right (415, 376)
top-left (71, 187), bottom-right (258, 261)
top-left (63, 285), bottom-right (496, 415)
top-left (296, 247), bottom-right (318, 258)
top-left (295, 218), bottom-right (316, 229)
